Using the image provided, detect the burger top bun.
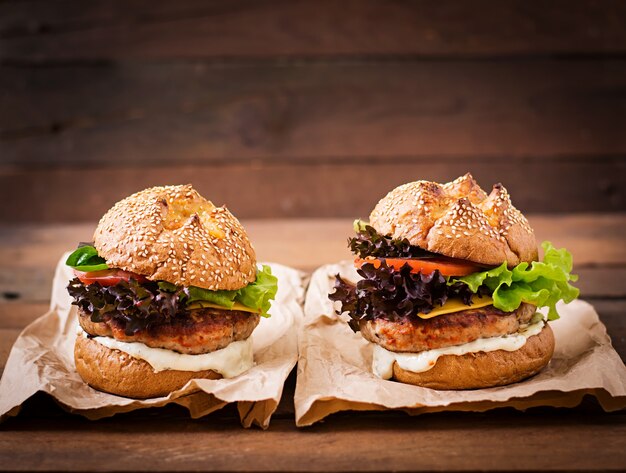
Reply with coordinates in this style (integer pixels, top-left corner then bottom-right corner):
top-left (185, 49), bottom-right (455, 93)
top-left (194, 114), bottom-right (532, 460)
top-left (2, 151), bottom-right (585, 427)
top-left (93, 185), bottom-right (257, 291)
top-left (369, 173), bottom-right (537, 266)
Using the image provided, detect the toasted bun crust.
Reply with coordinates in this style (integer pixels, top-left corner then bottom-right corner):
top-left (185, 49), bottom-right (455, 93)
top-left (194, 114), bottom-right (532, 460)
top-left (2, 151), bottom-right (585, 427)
top-left (94, 185), bottom-right (256, 290)
top-left (74, 335), bottom-right (222, 399)
top-left (369, 173), bottom-right (537, 266)
top-left (392, 324), bottom-right (555, 390)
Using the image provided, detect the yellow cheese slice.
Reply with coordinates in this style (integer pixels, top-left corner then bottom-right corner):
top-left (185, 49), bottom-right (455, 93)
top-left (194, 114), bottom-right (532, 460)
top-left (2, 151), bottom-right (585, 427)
top-left (417, 295), bottom-right (493, 319)
top-left (186, 300), bottom-right (260, 313)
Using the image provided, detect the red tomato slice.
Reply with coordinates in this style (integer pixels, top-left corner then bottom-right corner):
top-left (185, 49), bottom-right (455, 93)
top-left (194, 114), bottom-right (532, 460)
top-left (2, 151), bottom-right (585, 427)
top-left (355, 256), bottom-right (482, 276)
top-left (74, 269), bottom-right (148, 286)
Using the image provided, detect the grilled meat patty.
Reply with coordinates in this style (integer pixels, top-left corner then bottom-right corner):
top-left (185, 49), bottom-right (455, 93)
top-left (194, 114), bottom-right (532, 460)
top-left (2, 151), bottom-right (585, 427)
top-left (79, 307), bottom-right (259, 354)
top-left (360, 302), bottom-right (536, 353)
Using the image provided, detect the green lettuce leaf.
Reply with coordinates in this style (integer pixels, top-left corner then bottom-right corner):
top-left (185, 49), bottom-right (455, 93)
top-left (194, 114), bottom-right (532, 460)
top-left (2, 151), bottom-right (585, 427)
top-left (158, 265), bottom-right (278, 317)
top-left (451, 242), bottom-right (579, 320)
top-left (65, 245), bottom-right (109, 272)
top-left (187, 286), bottom-right (237, 309)
top-left (68, 240), bottom-right (279, 316)
top-left (353, 219), bottom-right (369, 233)
top-left (235, 264), bottom-right (279, 317)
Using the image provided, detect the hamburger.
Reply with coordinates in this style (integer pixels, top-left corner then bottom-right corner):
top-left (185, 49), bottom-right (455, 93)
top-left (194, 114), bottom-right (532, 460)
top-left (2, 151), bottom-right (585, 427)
top-left (329, 174), bottom-right (579, 389)
top-left (65, 185), bottom-right (277, 398)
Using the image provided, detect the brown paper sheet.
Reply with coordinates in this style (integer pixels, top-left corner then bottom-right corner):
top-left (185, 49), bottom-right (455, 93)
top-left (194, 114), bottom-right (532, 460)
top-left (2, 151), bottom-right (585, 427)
top-left (0, 255), bottom-right (304, 428)
top-left (294, 262), bottom-right (626, 426)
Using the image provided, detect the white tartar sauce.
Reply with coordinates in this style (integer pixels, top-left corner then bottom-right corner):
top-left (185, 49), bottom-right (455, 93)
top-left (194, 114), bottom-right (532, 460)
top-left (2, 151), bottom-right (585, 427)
top-left (79, 328), bottom-right (253, 378)
top-left (372, 318), bottom-right (546, 379)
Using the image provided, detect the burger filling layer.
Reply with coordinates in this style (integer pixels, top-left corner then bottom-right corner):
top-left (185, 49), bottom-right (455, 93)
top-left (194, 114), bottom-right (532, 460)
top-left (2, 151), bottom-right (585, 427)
top-left (360, 302), bottom-right (535, 353)
top-left (329, 222), bottom-right (579, 330)
top-left (372, 314), bottom-right (546, 379)
top-left (78, 307), bottom-right (259, 354)
top-left (329, 222), bottom-right (578, 381)
top-left (77, 327), bottom-right (254, 377)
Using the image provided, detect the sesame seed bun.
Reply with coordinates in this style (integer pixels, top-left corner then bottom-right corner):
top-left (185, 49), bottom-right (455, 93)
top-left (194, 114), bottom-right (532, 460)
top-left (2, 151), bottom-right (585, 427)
top-left (369, 173), bottom-right (537, 266)
top-left (391, 323), bottom-right (555, 390)
top-left (93, 185), bottom-right (256, 291)
top-left (74, 334), bottom-right (222, 399)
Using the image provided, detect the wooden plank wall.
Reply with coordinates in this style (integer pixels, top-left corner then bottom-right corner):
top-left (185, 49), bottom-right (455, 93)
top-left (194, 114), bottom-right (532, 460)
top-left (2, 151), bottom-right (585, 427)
top-left (0, 0), bottom-right (625, 222)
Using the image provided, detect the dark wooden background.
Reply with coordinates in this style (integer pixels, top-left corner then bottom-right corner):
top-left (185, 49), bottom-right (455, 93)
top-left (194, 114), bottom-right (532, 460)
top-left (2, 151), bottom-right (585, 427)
top-left (1, 4), bottom-right (626, 470)
top-left (0, 0), bottom-right (625, 223)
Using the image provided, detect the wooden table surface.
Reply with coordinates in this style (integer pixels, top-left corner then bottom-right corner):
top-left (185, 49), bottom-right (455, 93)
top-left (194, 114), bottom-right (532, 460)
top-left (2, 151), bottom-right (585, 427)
top-left (1, 216), bottom-right (625, 472)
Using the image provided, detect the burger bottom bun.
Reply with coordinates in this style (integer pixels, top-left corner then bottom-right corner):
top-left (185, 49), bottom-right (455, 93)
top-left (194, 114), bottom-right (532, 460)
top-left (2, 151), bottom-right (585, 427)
top-left (74, 335), bottom-right (222, 399)
top-left (392, 324), bottom-right (555, 390)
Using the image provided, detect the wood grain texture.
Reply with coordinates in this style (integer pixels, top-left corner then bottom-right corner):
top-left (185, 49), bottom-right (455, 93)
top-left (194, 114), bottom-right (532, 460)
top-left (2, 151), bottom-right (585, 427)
top-left (0, 218), bottom-right (624, 472)
top-left (2, 61), bottom-right (625, 161)
top-left (1, 2), bottom-right (624, 468)
top-left (1, 412), bottom-right (625, 471)
top-left (0, 328), bottom-right (20, 374)
top-left (1, 159), bottom-right (624, 223)
top-left (1, 0), bottom-right (625, 61)
top-left (0, 302), bottom-right (48, 328)
top-left (592, 299), bottom-right (626, 361)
